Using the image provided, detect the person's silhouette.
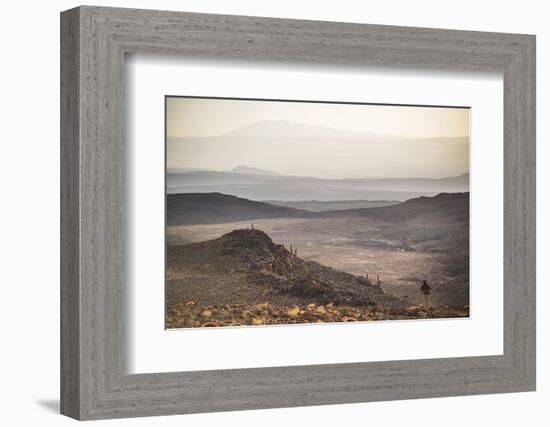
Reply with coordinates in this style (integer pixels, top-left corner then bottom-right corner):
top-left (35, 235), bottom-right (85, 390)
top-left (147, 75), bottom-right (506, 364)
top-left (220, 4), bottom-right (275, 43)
top-left (420, 280), bottom-right (431, 308)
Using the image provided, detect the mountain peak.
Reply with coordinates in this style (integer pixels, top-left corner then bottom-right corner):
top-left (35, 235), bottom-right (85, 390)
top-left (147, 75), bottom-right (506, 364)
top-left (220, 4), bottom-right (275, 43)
top-left (230, 165), bottom-right (280, 176)
top-left (221, 120), bottom-right (379, 140)
top-left (219, 228), bottom-right (277, 254)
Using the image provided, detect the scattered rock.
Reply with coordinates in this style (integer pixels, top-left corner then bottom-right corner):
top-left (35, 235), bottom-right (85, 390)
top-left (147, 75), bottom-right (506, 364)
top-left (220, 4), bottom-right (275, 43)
top-left (374, 312), bottom-right (385, 320)
top-left (166, 302), bottom-right (469, 328)
top-left (201, 321), bottom-right (218, 327)
top-left (287, 307), bottom-right (300, 318)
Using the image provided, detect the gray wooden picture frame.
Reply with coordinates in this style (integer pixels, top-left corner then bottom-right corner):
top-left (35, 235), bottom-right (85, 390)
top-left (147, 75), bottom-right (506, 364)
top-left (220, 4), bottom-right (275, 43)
top-left (60, 5), bottom-right (536, 421)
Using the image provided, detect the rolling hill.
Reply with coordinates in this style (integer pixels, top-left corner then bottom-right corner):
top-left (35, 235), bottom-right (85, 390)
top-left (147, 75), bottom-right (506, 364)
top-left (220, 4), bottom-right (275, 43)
top-left (167, 192), bottom-right (307, 226)
top-left (326, 192), bottom-right (469, 223)
top-left (264, 199), bottom-right (399, 212)
top-left (167, 228), bottom-right (401, 307)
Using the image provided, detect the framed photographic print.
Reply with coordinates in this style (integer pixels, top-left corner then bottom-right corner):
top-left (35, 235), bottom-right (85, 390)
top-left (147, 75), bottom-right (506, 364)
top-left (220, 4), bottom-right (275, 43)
top-left (164, 96), bottom-right (471, 329)
top-left (61, 6), bottom-right (536, 420)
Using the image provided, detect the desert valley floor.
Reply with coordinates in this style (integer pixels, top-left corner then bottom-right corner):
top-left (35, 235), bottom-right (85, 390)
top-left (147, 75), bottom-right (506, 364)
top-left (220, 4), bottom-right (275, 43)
top-left (165, 192), bottom-right (470, 328)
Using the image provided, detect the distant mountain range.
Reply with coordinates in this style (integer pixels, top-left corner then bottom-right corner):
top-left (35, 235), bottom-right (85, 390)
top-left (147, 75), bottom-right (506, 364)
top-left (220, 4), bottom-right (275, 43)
top-left (167, 120), bottom-right (469, 179)
top-left (219, 120), bottom-right (382, 140)
top-left (166, 167), bottom-right (469, 202)
top-left (167, 191), bottom-right (469, 227)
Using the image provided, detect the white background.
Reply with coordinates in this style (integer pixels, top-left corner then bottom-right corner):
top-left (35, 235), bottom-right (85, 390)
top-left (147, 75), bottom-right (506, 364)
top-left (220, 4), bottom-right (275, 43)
top-left (128, 57), bottom-right (503, 373)
top-left (0, 1), bottom-right (547, 426)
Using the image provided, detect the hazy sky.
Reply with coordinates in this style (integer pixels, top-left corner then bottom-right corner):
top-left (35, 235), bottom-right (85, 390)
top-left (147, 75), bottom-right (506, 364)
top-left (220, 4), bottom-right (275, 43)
top-left (166, 97), bottom-right (469, 179)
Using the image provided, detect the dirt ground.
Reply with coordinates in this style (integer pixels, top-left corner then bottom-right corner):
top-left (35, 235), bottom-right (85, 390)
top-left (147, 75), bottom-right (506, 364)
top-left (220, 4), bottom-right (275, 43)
top-left (167, 215), bottom-right (469, 307)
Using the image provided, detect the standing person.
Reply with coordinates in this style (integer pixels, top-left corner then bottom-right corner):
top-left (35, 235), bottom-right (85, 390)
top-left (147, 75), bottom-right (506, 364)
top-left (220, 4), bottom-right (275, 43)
top-left (420, 280), bottom-right (431, 308)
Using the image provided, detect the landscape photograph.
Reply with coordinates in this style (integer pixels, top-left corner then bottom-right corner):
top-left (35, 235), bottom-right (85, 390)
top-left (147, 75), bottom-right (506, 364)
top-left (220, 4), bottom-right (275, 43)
top-left (165, 96), bottom-right (470, 328)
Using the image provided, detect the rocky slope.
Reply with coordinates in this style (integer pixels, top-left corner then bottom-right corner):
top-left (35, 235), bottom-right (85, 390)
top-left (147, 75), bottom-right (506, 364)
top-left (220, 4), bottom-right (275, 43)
top-left (167, 228), bottom-right (401, 309)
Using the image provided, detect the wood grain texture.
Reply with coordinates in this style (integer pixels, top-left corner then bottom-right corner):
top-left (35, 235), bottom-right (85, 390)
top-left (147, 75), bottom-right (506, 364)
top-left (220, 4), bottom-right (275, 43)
top-left (60, 7), bottom-right (80, 419)
top-left (60, 6), bottom-right (536, 420)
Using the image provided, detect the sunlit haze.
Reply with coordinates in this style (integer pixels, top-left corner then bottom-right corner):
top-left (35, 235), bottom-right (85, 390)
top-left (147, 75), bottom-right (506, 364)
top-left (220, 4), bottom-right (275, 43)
top-left (166, 97), bottom-right (469, 179)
